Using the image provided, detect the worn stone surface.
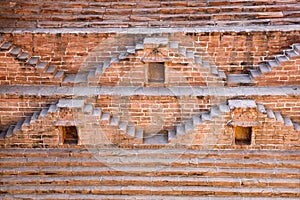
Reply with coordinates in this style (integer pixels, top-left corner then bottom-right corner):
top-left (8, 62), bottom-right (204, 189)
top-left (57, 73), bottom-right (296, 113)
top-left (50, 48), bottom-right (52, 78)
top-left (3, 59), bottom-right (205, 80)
top-left (0, 2), bottom-right (299, 198)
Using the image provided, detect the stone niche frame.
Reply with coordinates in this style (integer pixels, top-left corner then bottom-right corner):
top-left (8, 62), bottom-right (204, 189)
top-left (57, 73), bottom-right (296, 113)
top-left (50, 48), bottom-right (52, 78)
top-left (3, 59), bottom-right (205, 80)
top-left (145, 62), bottom-right (165, 86)
top-left (58, 126), bottom-right (79, 145)
top-left (227, 99), bottom-right (260, 146)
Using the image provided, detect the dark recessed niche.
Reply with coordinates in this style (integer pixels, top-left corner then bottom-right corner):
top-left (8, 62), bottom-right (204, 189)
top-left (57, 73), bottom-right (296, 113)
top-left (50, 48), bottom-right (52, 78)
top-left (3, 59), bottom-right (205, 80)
top-left (60, 126), bottom-right (78, 145)
top-left (235, 126), bottom-right (252, 145)
top-left (148, 62), bottom-right (165, 83)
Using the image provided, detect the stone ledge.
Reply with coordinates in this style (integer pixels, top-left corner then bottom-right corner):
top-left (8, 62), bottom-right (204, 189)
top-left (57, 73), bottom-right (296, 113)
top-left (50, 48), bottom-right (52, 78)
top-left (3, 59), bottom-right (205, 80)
top-left (228, 100), bottom-right (257, 109)
top-left (0, 85), bottom-right (299, 97)
top-left (1, 24), bottom-right (300, 34)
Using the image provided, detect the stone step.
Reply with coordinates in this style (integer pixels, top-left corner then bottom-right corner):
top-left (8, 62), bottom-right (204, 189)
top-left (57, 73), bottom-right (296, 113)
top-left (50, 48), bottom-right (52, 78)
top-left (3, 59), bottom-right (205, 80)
top-left (218, 70), bottom-right (226, 80)
top-left (258, 63), bottom-right (272, 73)
top-left (186, 50), bottom-right (194, 58)
top-left (0, 41), bottom-right (13, 50)
top-left (12, 120), bottom-right (23, 134)
top-left (218, 104), bottom-right (230, 113)
top-left (9, 46), bottom-right (21, 56)
top-left (102, 59), bottom-right (111, 69)
top-left (143, 133), bottom-right (168, 144)
top-left (87, 68), bottom-right (96, 78)
top-left (1, 165), bottom-right (300, 179)
top-left (47, 104), bottom-right (57, 113)
top-left (1, 175), bottom-right (299, 189)
top-left (21, 116), bottom-right (31, 128)
top-left (176, 124), bottom-right (186, 135)
top-left (30, 111), bottom-right (40, 124)
top-left (167, 130), bottom-right (176, 141)
top-left (184, 119), bottom-right (194, 133)
top-left (210, 66), bottom-right (219, 75)
top-left (283, 117), bottom-right (293, 127)
top-left (202, 61), bottom-right (210, 68)
top-left (95, 64), bottom-right (104, 75)
top-left (35, 61), bottom-right (49, 72)
top-left (100, 112), bottom-right (110, 122)
top-left (293, 43), bottom-right (300, 53)
top-left (126, 125), bottom-right (136, 137)
top-left (5, 125), bottom-right (14, 138)
top-left (118, 121), bottom-right (128, 131)
top-left (227, 74), bottom-right (253, 84)
top-left (83, 104), bottom-right (93, 115)
top-left (39, 108), bottom-right (49, 118)
top-left (0, 129), bottom-right (7, 140)
top-left (1, 194), bottom-right (298, 200)
top-left (135, 129), bottom-right (144, 140)
top-left (249, 69), bottom-right (262, 79)
top-left (192, 114), bottom-right (202, 125)
top-left (178, 46), bottom-right (186, 56)
top-left (27, 56), bottom-right (40, 66)
top-left (17, 51), bottom-right (29, 61)
top-left (275, 55), bottom-right (289, 63)
top-left (135, 42), bottom-right (144, 50)
top-left (194, 56), bottom-right (202, 64)
top-left (210, 106), bottom-right (221, 118)
top-left (63, 73), bottom-right (88, 84)
top-left (201, 112), bottom-right (211, 121)
top-left (44, 65), bottom-right (57, 75)
top-left (266, 60), bottom-right (280, 68)
top-left (169, 41), bottom-right (178, 49)
top-left (53, 69), bottom-right (65, 81)
top-left (109, 115), bottom-right (119, 126)
top-left (284, 49), bottom-right (299, 59)
top-left (92, 108), bottom-right (101, 117)
top-left (126, 46), bottom-right (136, 54)
top-left (293, 122), bottom-right (300, 130)
top-left (1, 148), bottom-right (299, 161)
top-left (274, 112), bottom-right (284, 122)
top-left (266, 109), bottom-right (275, 119)
top-left (1, 185), bottom-right (299, 197)
top-left (257, 104), bottom-right (267, 114)
top-left (118, 51), bottom-right (128, 60)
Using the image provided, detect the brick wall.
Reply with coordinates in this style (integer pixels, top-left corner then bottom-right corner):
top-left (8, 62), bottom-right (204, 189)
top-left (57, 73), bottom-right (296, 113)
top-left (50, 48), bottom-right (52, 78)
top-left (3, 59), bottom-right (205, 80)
top-left (1, 31), bottom-right (300, 81)
top-left (0, 0), bottom-right (299, 29)
top-left (0, 96), bottom-right (58, 130)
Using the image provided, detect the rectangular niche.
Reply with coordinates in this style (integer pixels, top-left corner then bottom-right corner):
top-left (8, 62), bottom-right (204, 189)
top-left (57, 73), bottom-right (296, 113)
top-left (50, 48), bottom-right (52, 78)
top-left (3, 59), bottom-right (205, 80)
top-left (147, 62), bottom-right (165, 83)
top-left (60, 126), bottom-right (78, 145)
top-left (234, 126), bottom-right (252, 145)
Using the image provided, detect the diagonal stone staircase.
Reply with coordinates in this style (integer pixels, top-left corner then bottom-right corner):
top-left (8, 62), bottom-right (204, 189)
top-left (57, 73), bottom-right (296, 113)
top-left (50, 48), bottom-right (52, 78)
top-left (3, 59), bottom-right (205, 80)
top-left (2, 34), bottom-right (299, 87)
top-left (227, 43), bottom-right (300, 86)
top-left (0, 98), bottom-right (143, 146)
top-left (0, 36), bottom-right (65, 84)
top-left (0, 36), bottom-right (227, 86)
top-left (1, 98), bottom-right (299, 146)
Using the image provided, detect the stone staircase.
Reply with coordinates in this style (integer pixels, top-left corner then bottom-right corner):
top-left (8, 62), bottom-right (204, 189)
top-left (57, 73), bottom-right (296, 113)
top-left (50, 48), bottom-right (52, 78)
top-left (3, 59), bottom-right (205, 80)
top-left (0, 0), bottom-right (299, 28)
top-left (227, 43), bottom-right (300, 86)
top-left (84, 36), bottom-right (226, 86)
top-left (0, 147), bottom-right (299, 199)
top-left (2, 34), bottom-right (299, 87)
top-left (0, 98), bottom-right (143, 145)
top-left (1, 98), bottom-right (299, 146)
top-left (0, 36), bottom-right (65, 84)
top-left (166, 99), bottom-right (300, 145)
top-left (0, 35), bottom-right (226, 86)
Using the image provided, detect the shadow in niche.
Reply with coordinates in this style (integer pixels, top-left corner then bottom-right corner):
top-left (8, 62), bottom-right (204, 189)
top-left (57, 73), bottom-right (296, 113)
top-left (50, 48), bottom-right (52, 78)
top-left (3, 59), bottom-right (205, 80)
top-left (235, 126), bottom-right (252, 145)
top-left (61, 126), bottom-right (78, 145)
